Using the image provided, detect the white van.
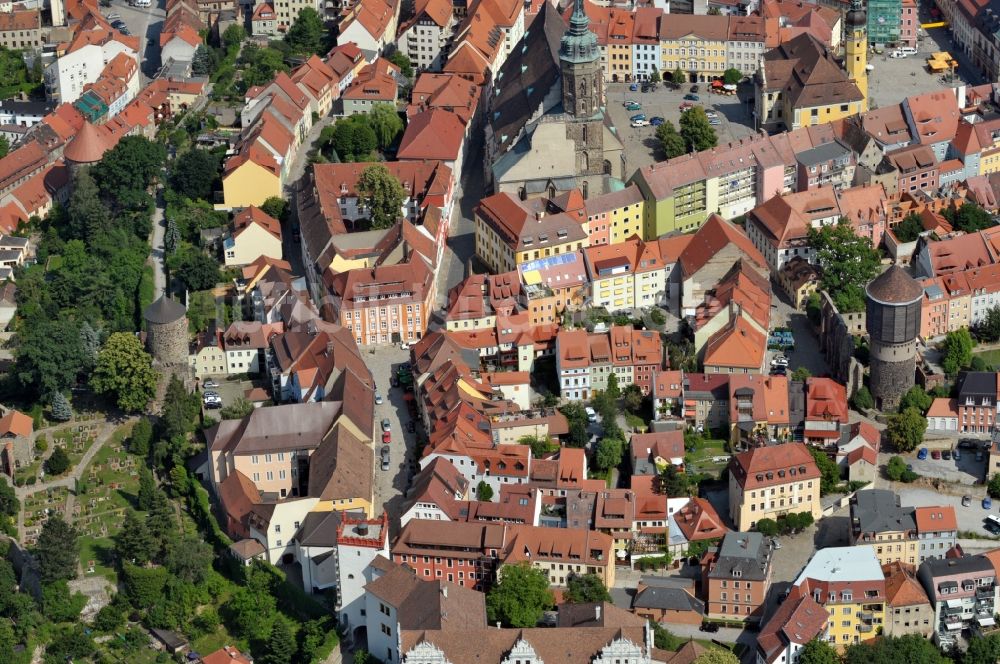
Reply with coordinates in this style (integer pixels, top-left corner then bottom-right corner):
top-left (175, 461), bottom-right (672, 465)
top-left (585, 406), bottom-right (598, 423)
top-left (899, 46), bottom-right (918, 56)
top-left (135, 0), bottom-right (151, 7)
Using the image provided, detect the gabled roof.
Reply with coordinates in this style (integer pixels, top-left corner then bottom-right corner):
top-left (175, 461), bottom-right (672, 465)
top-left (232, 205), bottom-right (281, 241)
top-left (678, 214), bottom-right (767, 278)
top-left (673, 497), bottom-right (728, 542)
top-left (0, 409), bottom-right (32, 438)
top-left (397, 108), bottom-right (466, 162)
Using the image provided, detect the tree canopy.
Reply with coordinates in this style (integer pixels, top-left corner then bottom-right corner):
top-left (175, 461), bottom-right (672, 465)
top-left (388, 51), bottom-right (413, 78)
top-left (892, 213), bottom-right (924, 243)
top-left (563, 573), bottom-right (612, 604)
top-left (656, 121), bottom-right (686, 158)
top-left (285, 7), bottom-right (326, 55)
top-left (692, 649), bottom-right (740, 664)
top-left (807, 446), bottom-right (841, 494)
top-left (35, 516), bottom-right (80, 584)
top-left (169, 247), bottom-right (221, 292)
top-left (358, 165), bottom-right (406, 230)
top-left (170, 149), bottom-right (222, 201)
top-left (679, 107), bottom-right (717, 152)
top-left (486, 563), bottom-right (554, 628)
top-left (90, 332), bottom-right (158, 413)
top-left (798, 638), bottom-right (840, 664)
top-left (807, 221), bottom-right (882, 313)
top-left (90, 136), bottom-right (166, 200)
top-left (948, 201), bottom-right (995, 233)
top-left (722, 68), bottom-right (742, 84)
top-left (842, 633), bottom-right (950, 664)
top-left (940, 328), bottom-right (975, 376)
top-left (885, 407), bottom-right (927, 452)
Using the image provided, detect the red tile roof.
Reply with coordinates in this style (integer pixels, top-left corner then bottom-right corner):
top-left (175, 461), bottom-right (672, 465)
top-left (914, 505), bottom-right (958, 533)
top-left (678, 214), bottom-right (767, 278)
top-left (674, 497), bottom-right (728, 542)
top-left (397, 108), bottom-right (466, 162)
top-left (730, 442), bottom-right (820, 490)
top-left (0, 409), bottom-right (32, 438)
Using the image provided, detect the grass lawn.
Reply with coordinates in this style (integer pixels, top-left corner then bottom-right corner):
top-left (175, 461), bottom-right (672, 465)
top-left (686, 438), bottom-right (729, 473)
top-left (974, 348), bottom-right (1000, 369)
top-left (79, 534), bottom-right (117, 582)
top-left (191, 626), bottom-right (241, 656)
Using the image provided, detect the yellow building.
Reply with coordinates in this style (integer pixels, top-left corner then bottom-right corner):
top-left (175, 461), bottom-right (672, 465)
top-left (728, 442), bottom-right (822, 532)
top-left (607, 9), bottom-right (634, 83)
top-left (475, 191), bottom-right (590, 274)
top-left (583, 184), bottom-right (645, 244)
top-left (849, 490), bottom-right (919, 566)
top-left (220, 144), bottom-right (282, 210)
top-left (583, 237), bottom-right (667, 312)
top-left (659, 15), bottom-right (728, 84)
top-left (794, 547), bottom-right (886, 650)
top-left (756, 32), bottom-right (866, 131)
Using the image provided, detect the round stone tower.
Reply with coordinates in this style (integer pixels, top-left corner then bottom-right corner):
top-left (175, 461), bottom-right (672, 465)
top-left (866, 265), bottom-right (923, 410)
top-left (144, 295), bottom-right (188, 367)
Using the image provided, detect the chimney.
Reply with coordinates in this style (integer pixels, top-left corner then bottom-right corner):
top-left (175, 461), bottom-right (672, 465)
top-left (595, 604), bottom-right (602, 622)
top-left (327, 340), bottom-right (334, 355)
top-left (536, 210), bottom-right (544, 221)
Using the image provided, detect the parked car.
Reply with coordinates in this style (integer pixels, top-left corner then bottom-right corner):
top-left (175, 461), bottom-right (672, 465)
top-left (985, 497), bottom-right (994, 510)
top-left (943, 449), bottom-right (952, 460)
top-left (400, 342), bottom-right (411, 350)
top-left (931, 450), bottom-right (942, 460)
top-left (630, 113), bottom-right (646, 121)
top-left (630, 83), bottom-right (639, 91)
top-left (963, 495), bottom-right (973, 507)
top-left (684, 94), bottom-right (699, 101)
top-left (771, 538), bottom-right (781, 549)
top-left (380, 446), bottom-right (391, 471)
top-left (203, 379), bottom-right (219, 388)
top-left (625, 102), bottom-right (642, 111)
top-left (650, 116), bottom-right (665, 126)
top-left (709, 119), bottom-right (722, 125)
top-left (631, 120), bottom-right (649, 127)
top-left (699, 622), bottom-right (719, 633)
top-left (917, 447), bottom-right (928, 460)
top-left (954, 449), bottom-right (961, 461)
top-left (381, 418), bottom-right (391, 432)
top-left (375, 392), bottom-right (383, 405)
top-left (623, 99), bottom-right (639, 107)
top-left (690, 85), bottom-right (700, 93)
top-left (640, 83), bottom-right (650, 92)
top-left (382, 430), bottom-right (391, 444)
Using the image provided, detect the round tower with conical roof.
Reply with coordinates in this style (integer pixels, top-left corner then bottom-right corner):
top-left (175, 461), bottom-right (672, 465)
top-left (144, 295), bottom-right (188, 367)
top-left (866, 265), bottom-right (923, 410)
top-left (64, 121), bottom-right (112, 170)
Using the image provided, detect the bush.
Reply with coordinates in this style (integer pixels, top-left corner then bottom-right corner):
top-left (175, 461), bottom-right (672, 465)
top-left (850, 386), bottom-right (874, 411)
top-left (45, 446), bottom-right (71, 475)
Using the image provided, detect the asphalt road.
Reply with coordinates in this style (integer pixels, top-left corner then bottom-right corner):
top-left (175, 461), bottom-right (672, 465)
top-left (102, 0), bottom-right (166, 79)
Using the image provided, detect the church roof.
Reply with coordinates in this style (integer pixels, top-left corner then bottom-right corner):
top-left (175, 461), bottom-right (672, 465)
top-left (487, 1), bottom-right (567, 156)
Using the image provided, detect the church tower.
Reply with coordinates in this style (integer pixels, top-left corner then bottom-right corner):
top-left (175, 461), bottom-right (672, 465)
top-left (845, 0), bottom-right (869, 109)
top-left (560, 0), bottom-right (606, 189)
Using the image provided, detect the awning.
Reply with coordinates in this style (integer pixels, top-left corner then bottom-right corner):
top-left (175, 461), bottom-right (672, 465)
top-left (803, 429), bottom-right (842, 439)
top-left (980, 617), bottom-right (996, 627)
top-left (946, 598), bottom-right (963, 609)
top-left (946, 622), bottom-right (964, 631)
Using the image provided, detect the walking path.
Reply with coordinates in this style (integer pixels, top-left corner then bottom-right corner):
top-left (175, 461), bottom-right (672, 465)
top-left (149, 187), bottom-right (166, 300)
top-left (9, 419), bottom-right (132, 541)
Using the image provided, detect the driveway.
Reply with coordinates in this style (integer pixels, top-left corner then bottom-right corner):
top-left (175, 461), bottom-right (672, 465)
top-left (102, 0), bottom-right (166, 79)
top-left (770, 291), bottom-right (830, 377)
top-left (893, 485), bottom-right (997, 537)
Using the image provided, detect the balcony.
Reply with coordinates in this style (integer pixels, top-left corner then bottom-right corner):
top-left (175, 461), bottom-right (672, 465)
top-left (857, 624), bottom-right (873, 633)
top-left (859, 612), bottom-right (874, 621)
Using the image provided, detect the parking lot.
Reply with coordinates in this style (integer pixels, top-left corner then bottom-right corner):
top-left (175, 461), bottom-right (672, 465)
top-left (904, 447), bottom-right (986, 485)
top-left (101, 0), bottom-right (166, 78)
top-left (605, 81), bottom-right (756, 172)
top-left (893, 485), bottom-right (1000, 537)
top-left (199, 376), bottom-right (252, 415)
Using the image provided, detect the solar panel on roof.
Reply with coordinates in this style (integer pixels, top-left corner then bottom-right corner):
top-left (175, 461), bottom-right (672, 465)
top-left (520, 252), bottom-right (577, 273)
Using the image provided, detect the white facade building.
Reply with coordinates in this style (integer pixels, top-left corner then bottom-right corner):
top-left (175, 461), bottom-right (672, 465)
top-left (44, 39), bottom-right (137, 104)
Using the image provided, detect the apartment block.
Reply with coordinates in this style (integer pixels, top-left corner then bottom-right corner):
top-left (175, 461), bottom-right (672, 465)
top-left (728, 442), bottom-right (821, 531)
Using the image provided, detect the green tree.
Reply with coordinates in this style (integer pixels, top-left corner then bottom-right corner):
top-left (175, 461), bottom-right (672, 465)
top-left (988, 473), bottom-right (1000, 499)
top-left (658, 464), bottom-right (689, 497)
top-left (44, 446), bottom-right (70, 475)
top-left (192, 45), bottom-right (212, 76)
top-left (940, 328), bottom-right (975, 376)
top-left (899, 386), bottom-right (932, 414)
top-left (519, 434), bottom-right (555, 458)
top-left (649, 620), bottom-right (683, 649)
top-left (755, 518), bottom-right (779, 537)
top-left (649, 69), bottom-right (661, 83)
top-left (622, 384), bottom-right (643, 414)
top-left (358, 164), bottom-right (406, 230)
top-left (564, 573), bottom-right (611, 604)
top-left (225, 566), bottom-right (277, 638)
top-left (222, 23), bottom-right (247, 50)
top-left (137, 466), bottom-right (157, 511)
top-left (656, 120), bottom-right (686, 158)
top-left (798, 638), bottom-right (840, 664)
top-left (42, 580), bottom-right (87, 622)
top-left (169, 247), bottom-right (221, 291)
top-left (885, 407), bottom-right (927, 453)
top-left (80, 320), bottom-right (101, 366)
top-left (161, 374), bottom-right (200, 440)
top-left (951, 201), bottom-right (994, 233)
top-left (129, 418), bottom-right (153, 457)
top-left (35, 515), bottom-right (79, 583)
top-left (15, 317), bottom-right (88, 398)
top-left (66, 168), bottom-right (110, 243)
top-left (44, 625), bottom-right (96, 664)
top-left (560, 402), bottom-right (590, 447)
top-left (262, 617), bottom-right (296, 664)
top-left (791, 367), bottom-right (811, 381)
top-left (843, 633), bottom-right (950, 664)
top-left (807, 221), bottom-right (882, 313)
top-left (121, 563), bottom-right (168, 609)
top-left (91, 136), bottom-right (166, 200)
top-left (886, 455), bottom-right (917, 483)
top-left (807, 446), bottom-right (841, 494)
top-left (90, 332), bottom-right (158, 413)
top-left (605, 372), bottom-right (621, 400)
top-left (0, 135), bottom-right (9, 159)
top-left (388, 50), bottom-right (413, 78)
top-left (722, 68), bottom-right (742, 85)
top-left (679, 106), bottom-right (717, 152)
top-left (693, 649), bottom-right (740, 664)
top-left (115, 510), bottom-right (156, 565)
top-left (297, 619), bottom-right (328, 663)
top-left (850, 385), bottom-right (874, 411)
top-left (0, 480), bottom-right (18, 520)
top-left (93, 599), bottom-right (127, 632)
top-left (353, 651), bottom-right (374, 664)
top-left (892, 213), bottom-right (924, 243)
top-left (285, 7), bottom-right (325, 54)
top-left (672, 67), bottom-right (685, 83)
top-left (477, 480), bottom-right (494, 501)
top-left (964, 633), bottom-right (1000, 664)
top-left (220, 397), bottom-right (255, 420)
top-left (595, 436), bottom-right (623, 471)
top-left (978, 305), bottom-right (1000, 342)
top-left (170, 149), bottom-right (221, 201)
top-left (486, 563), bottom-right (554, 627)
top-left (49, 391), bottom-right (73, 422)
top-left (368, 102), bottom-right (404, 149)
top-left (329, 117), bottom-right (377, 162)
top-left (260, 196), bottom-right (287, 222)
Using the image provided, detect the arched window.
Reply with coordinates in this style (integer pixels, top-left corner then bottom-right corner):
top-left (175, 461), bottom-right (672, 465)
top-left (581, 151), bottom-right (589, 171)
top-left (582, 125), bottom-right (588, 143)
top-left (518, 187), bottom-right (526, 201)
top-left (547, 184), bottom-right (556, 199)
top-left (582, 180), bottom-right (589, 199)
top-left (604, 159), bottom-right (612, 175)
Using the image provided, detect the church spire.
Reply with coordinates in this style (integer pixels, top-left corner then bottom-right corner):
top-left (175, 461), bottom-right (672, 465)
top-left (560, 0), bottom-right (599, 63)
